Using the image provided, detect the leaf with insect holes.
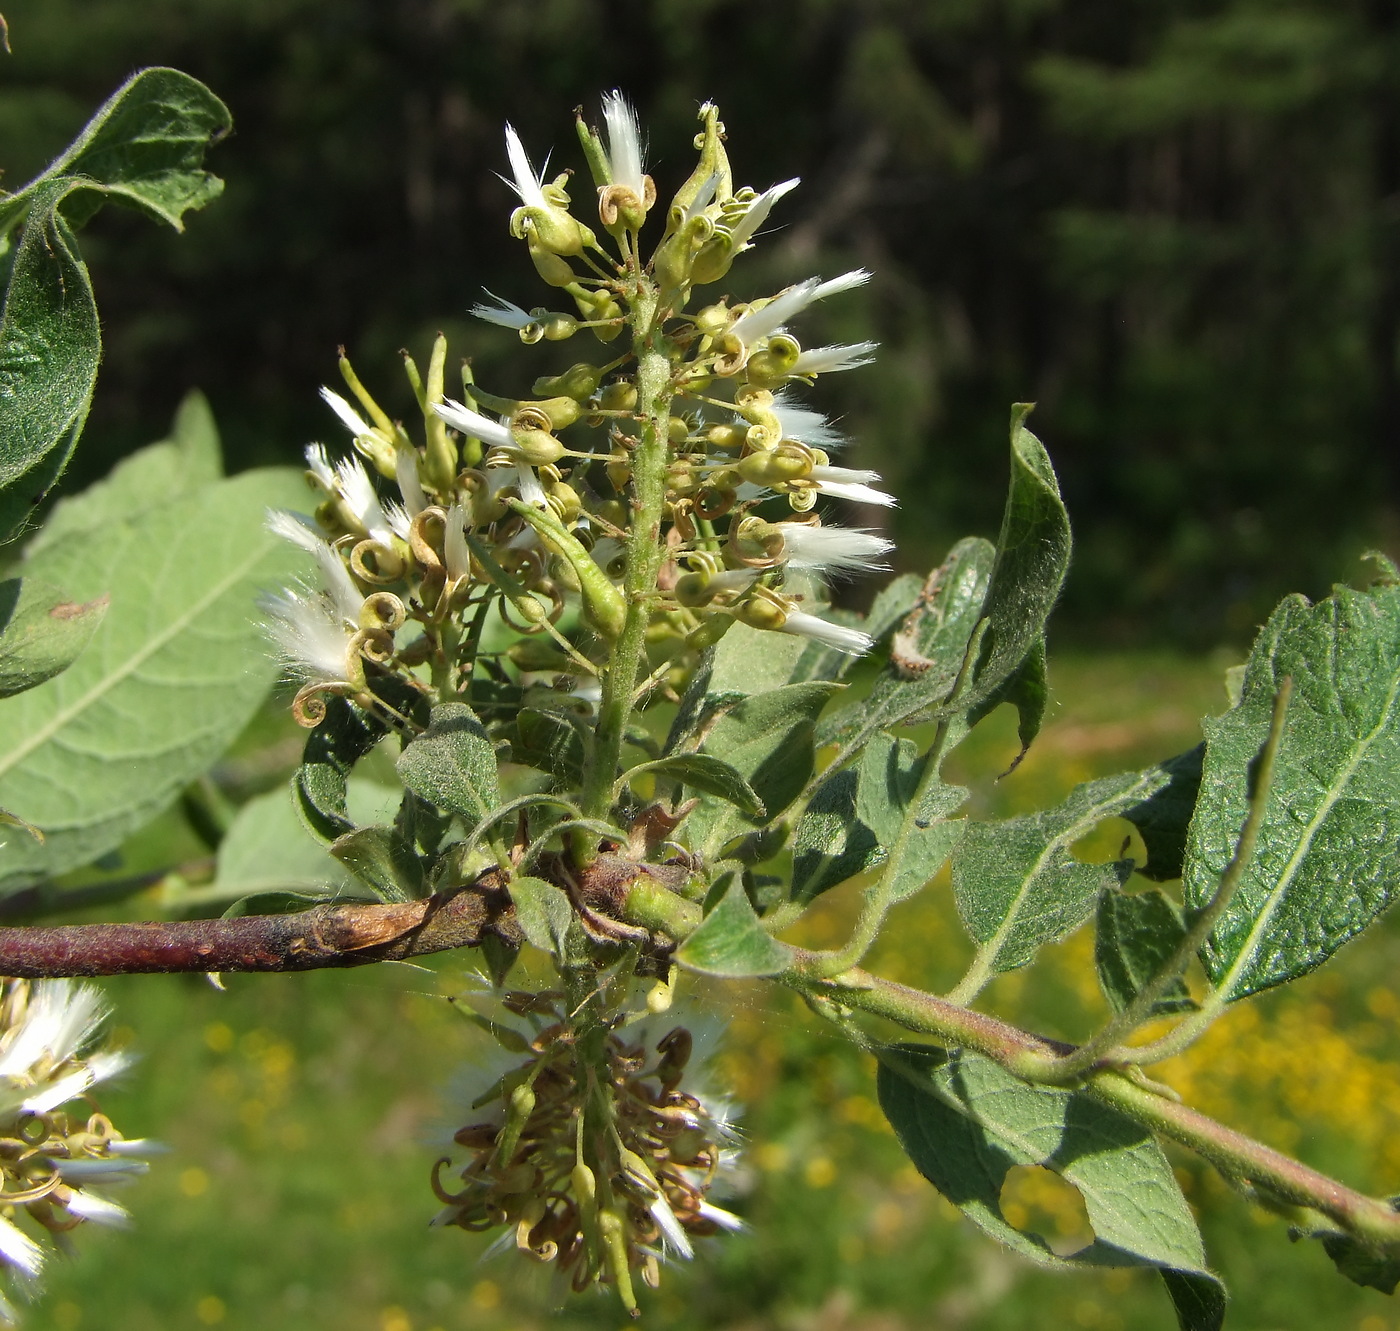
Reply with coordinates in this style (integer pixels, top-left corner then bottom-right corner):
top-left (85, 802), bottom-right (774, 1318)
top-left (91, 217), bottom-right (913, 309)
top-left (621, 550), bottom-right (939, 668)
top-left (877, 1043), bottom-right (1225, 1331)
top-left (952, 769), bottom-right (1165, 980)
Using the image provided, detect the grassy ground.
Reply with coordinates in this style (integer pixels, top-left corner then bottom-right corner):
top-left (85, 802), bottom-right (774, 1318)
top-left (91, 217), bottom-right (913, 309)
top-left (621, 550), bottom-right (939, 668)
top-left (22, 651), bottom-right (1400, 1331)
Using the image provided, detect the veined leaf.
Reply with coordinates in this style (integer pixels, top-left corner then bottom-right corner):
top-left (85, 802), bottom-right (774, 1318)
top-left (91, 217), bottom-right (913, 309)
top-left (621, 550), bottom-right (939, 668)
top-left (877, 1044), bottom-right (1225, 1331)
top-left (0, 577), bottom-right (107, 697)
top-left (1096, 887), bottom-right (1195, 1017)
top-left (675, 875), bottom-right (796, 978)
top-left (0, 71), bottom-right (229, 539)
top-left (817, 537), bottom-right (994, 752)
top-left (683, 681), bottom-right (840, 859)
top-left (26, 389), bottom-right (222, 559)
top-left (792, 731), bottom-right (967, 905)
top-left (0, 468), bottom-right (308, 891)
top-left (952, 769), bottom-right (1165, 981)
top-left (397, 702), bottom-right (500, 833)
top-left (623, 754), bottom-right (764, 818)
top-left (1186, 582), bottom-right (1400, 1000)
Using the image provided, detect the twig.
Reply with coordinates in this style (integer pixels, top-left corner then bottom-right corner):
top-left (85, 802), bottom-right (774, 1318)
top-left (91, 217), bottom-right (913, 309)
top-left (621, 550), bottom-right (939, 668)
top-left (788, 958), bottom-right (1400, 1248)
top-left (0, 877), bottom-right (520, 977)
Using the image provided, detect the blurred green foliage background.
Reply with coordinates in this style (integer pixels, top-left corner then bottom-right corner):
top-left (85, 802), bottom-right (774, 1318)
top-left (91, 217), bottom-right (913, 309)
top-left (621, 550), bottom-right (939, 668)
top-left (4, 0), bottom-right (1400, 644)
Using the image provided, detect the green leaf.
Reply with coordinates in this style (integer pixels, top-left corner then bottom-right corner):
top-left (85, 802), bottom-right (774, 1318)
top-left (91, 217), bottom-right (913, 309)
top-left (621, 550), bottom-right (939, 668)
top-left (855, 734), bottom-right (967, 901)
top-left (683, 681), bottom-right (841, 859)
top-left (966, 405), bottom-right (1071, 716)
top-left (0, 577), bottom-right (107, 697)
top-left (969, 634), bottom-right (1049, 768)
top-left (664, 619), bottom-right (811, 755)
top-left (0, 467), bottom-right (308, 893)
top-left (1321, 1208), bottom-right (1400, 1294)
top-left (329, 825), bottom-right (424, 904)
top-left (706, 619), bottom-right (810, 696)
top-left (295, 699), bottom-right (386, 843)
top-left (0, 72), bottom-right (230, 538)
top-left (1186, 582), bottom-right (1400, 1000)
top-left (886, 785), bottom-right (969, 904)
top-left (397, 702), bottom-right (500, 833)
top-left (511, 705), bottom-right (587, 785)
top-left (877, 1044), bottom-right (1225, 1331)
top-left (792, 732), bottom-right (967, 905)
top-left (1122, 745), bottom-right (1203, 883)
top-left (25, 389), bottom-right (222, 559)
top-left (791, 767), bottom-right (880, 903)
top-left (623, 754), bottom-right (764, 818)
top-left (952, 769), bottom-right (1165, 978)
top-left (1096, 887), bottom-right (1195, 1017)
top-left (206, 781), bottom-right (398, 909)
top-left (674, 875), bottom-right (796, 978)
top-left (0, 183), bottom-right (99, 541)
top-left (817, 537), bottom-right (995, 751)
top-left (509, 874), bottom-right (574, 956)
top-left (0, 68), bottom-right (231, 234)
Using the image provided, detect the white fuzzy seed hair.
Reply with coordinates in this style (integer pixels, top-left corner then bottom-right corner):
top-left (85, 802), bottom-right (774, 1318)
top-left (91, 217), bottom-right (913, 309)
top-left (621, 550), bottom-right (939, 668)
top-left (502, 124), bottom-right (548, 207)
top-left (601, 91), bottom-right (646, 196)
top-left (790, 341), bottom-right (879, 375)
top-left (434, 399), bottom-right (515, 452)
top-left (333, 456), bottom-right (396, 546)
top-left (0, 980), bottom-right (109, 1079)
top-left (259, 588), bottom-right (355, 683)
top-left (469, 290), bottom-right (536, 329)
top-left (320, 386), bottom-right (373, 439)
top-left (264, 510), bottom-right (363, 624)
top-left (726, 177), bottom-right (801, 249)
top-left (769, 393), bottom-right (847, 451)
top-left (727, 269), bottom-right (870, 349)
top-left (304, 442), bottom-right (336, 491)
top-left (777, 524), bottom-right (894, 576)
top-left (778, 610), bottom-right (874, 656)
top-left (807, 463), bottom-right (896, 507)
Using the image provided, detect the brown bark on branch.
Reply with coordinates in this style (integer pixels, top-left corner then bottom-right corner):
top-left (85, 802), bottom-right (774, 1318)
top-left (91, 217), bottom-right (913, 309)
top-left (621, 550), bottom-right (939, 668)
top-left (0, 875), bottom-right (521, 977)
top-left (0, 855), bottom-right (684, 979)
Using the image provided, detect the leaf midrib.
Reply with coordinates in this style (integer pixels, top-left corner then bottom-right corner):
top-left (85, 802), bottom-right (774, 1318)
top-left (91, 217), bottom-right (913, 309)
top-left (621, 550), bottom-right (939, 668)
top-left (1217, 667), bottom-right (1400, 997)
top-left (978, 771), bottom-right (1160, 972)
top-left (0, 534), bottom-right (275, 785)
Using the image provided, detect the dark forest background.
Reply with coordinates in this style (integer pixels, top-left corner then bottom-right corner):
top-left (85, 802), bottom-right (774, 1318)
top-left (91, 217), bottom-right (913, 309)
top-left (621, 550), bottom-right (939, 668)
top-left (3, 0), bottom-right (1399, 645)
